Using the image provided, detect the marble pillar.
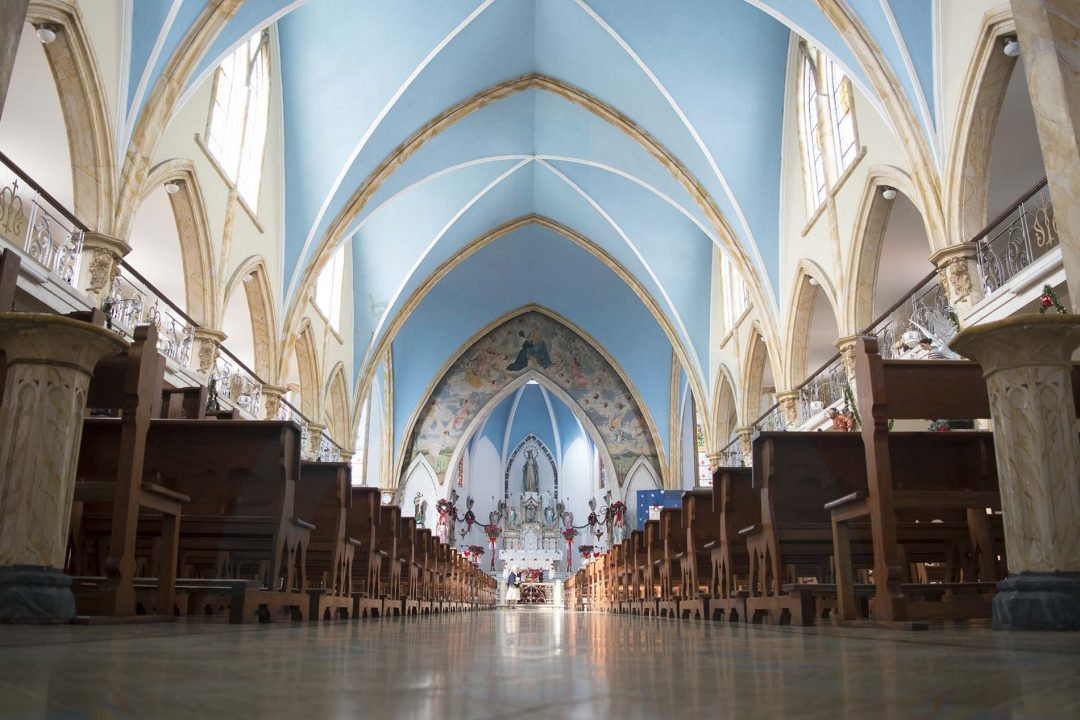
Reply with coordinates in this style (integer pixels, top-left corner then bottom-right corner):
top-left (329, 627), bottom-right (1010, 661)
top-left (951, 314), bottom-right (1080, 629)
top-left (76, 232), bottom-right (131, 310)
top-left (930, 243), bottom-right (983, 319)
top-left (190, 327), bottom-right (225, 380)
top-left (0, 0), bottom-right (28, 123)
top-left (0, 313), bottom-right (125, 623)
top-left (261, 383), bottom-right (287, 420)
top-left (1010, 0), bottom-right (1080, 312)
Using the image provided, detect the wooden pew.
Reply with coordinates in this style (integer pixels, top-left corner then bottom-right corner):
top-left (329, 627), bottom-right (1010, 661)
top-left (347, 487), bottom-right (384, 618)
top-left (625, 530), bottom-right (645, 614)
top-left (826, 336), bottom-right (1019, 624)
top-left (678, 489), bottom-right (720, 620)
top-left (294, 461), bottom-right (353, 620)
top-left (742, 433), bottom-right (866, 625)
top-left (397, 517), bottom-right (421, 616)
top-left (78, 418), bottom-right (310, 622)
top-left (375, 504), bottom-right (402, 615)
top-left (641, 519), bottom-right (662, 616)
top-left (709, 468), bottom-right (758, 621)
top-left (69, 324), bottom-right (189, 619)
top-left (657, 507), bottom-right (686, 619)
top-left (159, 385), bottom-right (207, 419)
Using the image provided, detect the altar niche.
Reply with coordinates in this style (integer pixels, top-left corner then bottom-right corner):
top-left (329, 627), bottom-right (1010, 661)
top-left (504, 435), bottom-right (558, 501)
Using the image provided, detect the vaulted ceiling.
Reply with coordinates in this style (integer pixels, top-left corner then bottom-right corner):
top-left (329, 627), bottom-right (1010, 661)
top-left (121, 0), bottom-right (938, 450)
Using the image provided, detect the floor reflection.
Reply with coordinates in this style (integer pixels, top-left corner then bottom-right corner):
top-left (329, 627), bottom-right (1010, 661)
top-left (0, 609), bottom-right (1077, 719)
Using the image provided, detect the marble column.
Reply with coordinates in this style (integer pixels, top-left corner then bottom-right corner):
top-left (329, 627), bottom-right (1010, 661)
top-left (951, 314), bottom-right (1080, 629)
top-left (76, 232), bottom-right (131, 310)
top-left (190, 327), bottom-right (225, 380)
top-left (261, 383), bottom-right (287, 420)
top-left (1010, 0), bottom-right (1080, 312)
top-left (930, 243), bottom-right (983, 320)
top-left (0, 313), bottom-right (125, 623)
top-left (0, 0), bottom-right (28, 122)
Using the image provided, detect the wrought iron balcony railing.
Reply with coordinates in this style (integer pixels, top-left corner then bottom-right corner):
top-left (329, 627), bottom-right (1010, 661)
top-left (751, 402), bottom-right (786, 437)
top-left (975, 177), bottom-right (1056, 296)
top-left (0, 150), bottom-right (83, 286)
top-left (717, 436), bottom-right (744, 467)
top-left (796, 353), bottom-right (846, 424)
top-left (104, 261), bottom-right (195, 366)
top-left (214, 346), bottom-right (263, 416)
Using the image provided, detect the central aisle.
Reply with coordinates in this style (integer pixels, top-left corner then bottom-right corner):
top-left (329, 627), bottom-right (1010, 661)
top-left (0, 610), bottom-right (1076, 718)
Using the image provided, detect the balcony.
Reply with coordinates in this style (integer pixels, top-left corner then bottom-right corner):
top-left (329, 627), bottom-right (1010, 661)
top-left (975, 178), bottom-right (1057, 296)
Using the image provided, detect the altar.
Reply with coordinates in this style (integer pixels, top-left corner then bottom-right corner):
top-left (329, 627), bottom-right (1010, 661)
top-left (497, 490), bottom-right (564, 572)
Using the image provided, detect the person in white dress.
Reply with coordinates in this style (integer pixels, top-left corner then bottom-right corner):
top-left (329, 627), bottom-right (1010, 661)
top-left (505, 565), bottom-right (521, 608)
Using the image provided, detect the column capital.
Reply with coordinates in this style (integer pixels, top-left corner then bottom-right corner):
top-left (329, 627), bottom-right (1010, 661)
top-left (260, 383), bottom-right (288, 420)
top-left (833, 334), bottom-right (865, 377)
top-left (77, 232), bottom-right (131, 308)
top-left (775, 390), bottom-right (800, 426)
top-left (190, 327), bottom-right (226, 378)
top-left (307, 422), bottom-right (328, 458)
top-left (930, 242), bottom-right (981, 311)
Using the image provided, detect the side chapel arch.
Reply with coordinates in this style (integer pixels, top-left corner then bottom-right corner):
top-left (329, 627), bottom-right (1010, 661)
top-left (784, 260), bottom-right (842, 389)
top-left (221, 255), bottom-right (278, 380)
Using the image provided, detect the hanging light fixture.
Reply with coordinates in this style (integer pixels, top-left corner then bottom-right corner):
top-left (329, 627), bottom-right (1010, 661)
top-left (1003, 36), bottom-right (1020, 57)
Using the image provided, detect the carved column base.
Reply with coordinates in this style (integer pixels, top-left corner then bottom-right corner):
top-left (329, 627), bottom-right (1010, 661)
top-left (0, 566), bottom-right (75, 624)
top-left (993, 572), bottom-right (1080, 631)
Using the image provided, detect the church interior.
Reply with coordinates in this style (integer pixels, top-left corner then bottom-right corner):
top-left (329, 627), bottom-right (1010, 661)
top-left (0, 0), bottom-right (1078, 717)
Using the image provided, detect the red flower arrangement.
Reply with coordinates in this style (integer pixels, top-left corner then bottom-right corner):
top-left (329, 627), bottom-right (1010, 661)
top-left (467, 545), bottom-right (485, 556)
top-left (577, 544), bottom-right (595, 558)
top-left (562, 527), bottom-right (578, 541)
top-left (484, 524), bottom-right (502, 541)
top-left (435, 498), bottom-right (453, 515)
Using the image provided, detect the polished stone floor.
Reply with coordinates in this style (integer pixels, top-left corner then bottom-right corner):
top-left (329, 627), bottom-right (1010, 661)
top-left (1, 609), bottom-right (1078, 719)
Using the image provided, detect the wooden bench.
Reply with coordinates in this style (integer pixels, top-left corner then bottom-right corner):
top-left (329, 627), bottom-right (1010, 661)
top-left (375, 504), bottom-right (402, 615)
top-left (657, 507), bottom-right (685, 619)
top-left (742, 433), bottom-right (866, 625)
top-left (397, 517), bottom-right (421, 616)
top-left (708, 468), bottom-right (758, 621)
top-left (679, 489), bottom-right (719, 620)
top-left (295, 461), bottom-right (353, 620)
top-left (828, 336), bottom-right (1029, 623)
top-left (69, 324), bottom-right (189, 619)
top-left (640, 519), bottom-right (662, 616)
top-left (79, 418), bottom-right (311, 622)
top-left (347, 487), bottom-right (384, 618)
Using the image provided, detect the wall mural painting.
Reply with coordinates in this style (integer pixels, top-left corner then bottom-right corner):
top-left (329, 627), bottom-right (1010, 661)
top-left (405, 311), bottom-right (660, 484)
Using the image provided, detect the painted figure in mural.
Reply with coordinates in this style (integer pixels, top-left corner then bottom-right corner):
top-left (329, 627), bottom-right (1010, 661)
top-left (522, 448), bottom-right (540, 493)
top-left (571, 357), bottom-right (587, 388)
top-left (414, 492), bottom-right (427, 528)
top-left (506, 327), bottom-right (551, 371)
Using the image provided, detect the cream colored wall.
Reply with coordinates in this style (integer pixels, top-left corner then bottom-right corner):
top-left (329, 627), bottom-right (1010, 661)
top-left (938, 0), bottom-right (1012, 166)
top-left (74, 0), bottom-right (122, 147)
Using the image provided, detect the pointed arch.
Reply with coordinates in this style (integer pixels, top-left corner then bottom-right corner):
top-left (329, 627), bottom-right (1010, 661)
top-left (397, 453), bottom-right (441, 509)
top-left (222, 255), bottom-right (278, 381)
top-left (26, 0), bottom-right (115, 232)
top-left (503, 433), bottom-right (558, 499)
top-left (431, 369), bottom-right (620, 496)
top-left (349, 214), bottom-right (711, 453)
top-left (709, 364), bottom-right (738, 452)
top-left (845, 166), bottom-right (926, 332)
top-left (783, 259), bottom-right (841, 388)
top-left (943, 8), bottom-right (1018, 250)
top-left (741, 324), bottom-right (776, 424)
top-left (142, 159), bottom-right (216, 325)
top-left (323, 362), bottom-right (350, 446)
top-left (291, 319), bottom-right (320, 419)
top-left (285, 74), bottom-right (782, 384)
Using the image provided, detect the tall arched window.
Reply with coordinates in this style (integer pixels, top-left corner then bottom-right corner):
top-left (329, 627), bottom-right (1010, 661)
top-left (206, 30), bottom-right (270, 210)
top-left (720, 255), bottom-right (749, 332)
top-left (314, 244), bottom-right (345, 331)
top-left (800, 52), bottom-right (828, 211)
top-left (798, 43), bottom-right (859, 214)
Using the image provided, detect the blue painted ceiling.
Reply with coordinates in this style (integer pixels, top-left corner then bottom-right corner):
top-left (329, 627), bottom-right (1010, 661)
top-left (121, 0), bottom-right (940, 445)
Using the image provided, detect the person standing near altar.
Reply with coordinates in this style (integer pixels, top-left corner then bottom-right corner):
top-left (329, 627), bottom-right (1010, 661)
top-left (505, 565), bottom-right (521, 608)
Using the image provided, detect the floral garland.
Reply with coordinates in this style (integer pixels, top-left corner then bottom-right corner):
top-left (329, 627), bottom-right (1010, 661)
top-left (1039, 284), bottom-right (1066, 315)
top-left (483, 524), bottom-right (502, 541)
top-left (435, 498), bottom-right (453, 515)
top-left (562, 527), bottom-right (578, 542)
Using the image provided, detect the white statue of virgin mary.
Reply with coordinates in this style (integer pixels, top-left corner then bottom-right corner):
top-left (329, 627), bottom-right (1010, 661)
top-left (522, 448), bottom-right (540, 493)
